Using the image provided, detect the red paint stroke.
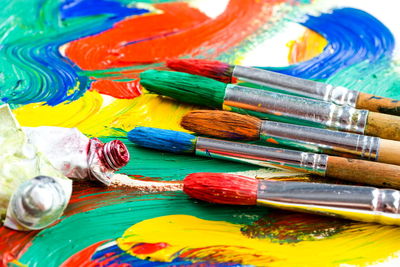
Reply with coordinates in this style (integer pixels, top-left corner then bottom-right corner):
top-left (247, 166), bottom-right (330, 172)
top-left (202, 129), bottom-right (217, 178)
top-left (60, 240), bottom-right (109, 267)
top-left (90, 79), bottom-right (141, 99)
top-left (66, 0), bottom-right (283, 71)
top-left (0, 228), bottom-right (38, 267)
top-left (66, 2), bottom-right (209, 70)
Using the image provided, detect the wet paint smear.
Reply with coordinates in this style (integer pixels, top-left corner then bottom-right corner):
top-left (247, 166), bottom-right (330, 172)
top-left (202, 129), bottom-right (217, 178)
top-left (7, 183), bottom-right (400, 267)
top-left (65, 0), bottom-right (283, 70)
top-left (0, 0), bottom-right (149, 106)
top-left (2, 0), bottom-right (400, 266)
top-left (60, 0), bottom-right (148, 20)
top-left (264, 8), bottom-right (395, 80)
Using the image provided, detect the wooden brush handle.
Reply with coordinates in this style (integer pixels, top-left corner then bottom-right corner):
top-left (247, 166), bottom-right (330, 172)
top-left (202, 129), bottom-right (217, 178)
top-left (378, 139), bottom-right (400, 166)
top-left (365, 112), bottom-right (400, 141)
top-left (356, 92), bottom-right (400, 116)
top-left (326, 156), bottom-right (400, 189)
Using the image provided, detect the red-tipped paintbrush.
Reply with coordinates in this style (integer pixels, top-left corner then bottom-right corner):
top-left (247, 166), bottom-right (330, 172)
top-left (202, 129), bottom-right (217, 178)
top-left (167, 58), bottom-right (400, 116)
top-left (183, 172), bottom-right (400, 226)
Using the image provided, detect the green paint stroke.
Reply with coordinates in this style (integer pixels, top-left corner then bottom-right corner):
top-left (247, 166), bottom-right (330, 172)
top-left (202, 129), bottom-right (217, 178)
top-left (327, 59), bottom-right (400, 99)
top-left (20, 192), bottom-right (266, 266)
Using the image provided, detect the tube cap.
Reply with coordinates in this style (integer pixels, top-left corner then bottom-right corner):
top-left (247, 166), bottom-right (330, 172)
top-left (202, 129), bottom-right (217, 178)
top-left (5, 176), bottom-right (68, 230)
top-left (103, 140), bottom-right (130, 170)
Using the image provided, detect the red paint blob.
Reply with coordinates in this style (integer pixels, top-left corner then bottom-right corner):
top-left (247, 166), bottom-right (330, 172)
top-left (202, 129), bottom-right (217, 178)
top-left (183, 172), bottom-right (258, 205)
top-left (129, 242), bottom-right (170, 255)
top-left (90, 79), bottom-right (141, 99)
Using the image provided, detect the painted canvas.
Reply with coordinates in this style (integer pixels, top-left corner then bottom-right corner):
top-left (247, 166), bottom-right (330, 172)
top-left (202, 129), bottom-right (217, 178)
top-left (1, 0), bottom-right (400, 266)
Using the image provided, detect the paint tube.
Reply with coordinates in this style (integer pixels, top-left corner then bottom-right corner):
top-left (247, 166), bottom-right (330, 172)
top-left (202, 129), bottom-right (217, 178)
top-left (23, 126), bottom-right (130, 186)
top-left (0, 104), bottom-right (72, 231)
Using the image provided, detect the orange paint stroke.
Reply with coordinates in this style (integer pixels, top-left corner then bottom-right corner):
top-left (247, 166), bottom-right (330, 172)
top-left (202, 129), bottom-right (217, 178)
top-left (288, 28), bottom-right (328, 64)
top-left (266, 138), bottom-right (279, 144)
top-left (90, 79), bottom-right (142, 99)
top-left (66, 0), bottom-right (284, 70)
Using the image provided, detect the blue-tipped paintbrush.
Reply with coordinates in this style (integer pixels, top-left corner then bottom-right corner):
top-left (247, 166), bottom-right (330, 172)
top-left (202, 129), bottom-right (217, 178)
top-left (127, 126), bottom-right (400, 189)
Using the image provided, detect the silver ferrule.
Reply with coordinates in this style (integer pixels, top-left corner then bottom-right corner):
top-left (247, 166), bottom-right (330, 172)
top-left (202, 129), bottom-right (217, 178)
top-left (260, 120), bottom-right (380, 160)
top-left (195, 137), bottom-right (328, 175)
top-left (233, 66), bottom-right (359, 107)
top-left (223, 84), bottom-right (368, 134)
top-left (257, 180), bottom-right (400, 225)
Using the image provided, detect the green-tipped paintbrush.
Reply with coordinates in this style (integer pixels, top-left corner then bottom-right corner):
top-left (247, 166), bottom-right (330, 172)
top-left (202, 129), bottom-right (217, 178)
top-left (140, 70), bottom-right (400, 141)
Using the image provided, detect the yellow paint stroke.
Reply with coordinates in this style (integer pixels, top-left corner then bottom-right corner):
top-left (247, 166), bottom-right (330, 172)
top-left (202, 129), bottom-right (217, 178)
top-left (117, 215), bottom-right (400, 266)
top-left (288, 28), bottom-right (328, 64)
top-left (13, 90), bottom-right (103, 128)
top-left (13, 91), bottom-right (199, 137)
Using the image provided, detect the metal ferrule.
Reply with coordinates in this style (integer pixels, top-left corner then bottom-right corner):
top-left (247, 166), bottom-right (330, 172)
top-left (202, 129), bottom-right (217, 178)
top-left (260, 120), bottom-right (380, 160)
top-left (195, 137), bottom-right (328, 175)
top-left (223, 84), bottom-right (368, 134)
top-left (232, 66), bottom-right (359, 107)
top-left (257, 180), bottom-right (400, 225)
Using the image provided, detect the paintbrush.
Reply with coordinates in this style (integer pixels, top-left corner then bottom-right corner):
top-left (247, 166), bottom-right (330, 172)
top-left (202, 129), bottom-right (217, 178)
top-left (181, 110), bottom-right (400, 166)
top-left (128, 126), bottom-right (400, 189)
top-left (167, 58), bottom-right (400, 116)
top-left (140, 70), bottom-right (400, 141)
top-left (183, 172), bottom-right (400, 226)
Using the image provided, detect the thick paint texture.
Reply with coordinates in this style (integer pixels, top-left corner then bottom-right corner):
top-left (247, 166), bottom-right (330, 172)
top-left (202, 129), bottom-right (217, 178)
top-left (2, 0), bottom-right (400, 266)
top-left (128, 127), bottom-right (196, 153)
top-left (267, 8), bottom-right (395, 80)
top-left (6, 184), bottom-right (400, 267)
top-left (65, 0), bottom-right (282, 69)
top-left (60, 0), bottom-right (148, 20)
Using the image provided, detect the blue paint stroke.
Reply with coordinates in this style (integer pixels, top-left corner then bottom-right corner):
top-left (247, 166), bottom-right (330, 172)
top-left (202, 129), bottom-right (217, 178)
top-left (261, 8), bottom-right (395, 80)
top-left (128, 127), bottom-right (197, 154)
top-left (0, 0), bottom-right (150, 106)
top-left (60, 0), bottom-right (148, 20)
top-left (91, 242), bottom-right (243, 266)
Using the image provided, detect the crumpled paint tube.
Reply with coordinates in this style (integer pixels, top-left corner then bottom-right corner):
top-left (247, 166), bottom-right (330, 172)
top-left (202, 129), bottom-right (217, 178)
top-left (23, 126), bottom-right (130, 186)
top-left (0, 104), bottom-right (72, 231)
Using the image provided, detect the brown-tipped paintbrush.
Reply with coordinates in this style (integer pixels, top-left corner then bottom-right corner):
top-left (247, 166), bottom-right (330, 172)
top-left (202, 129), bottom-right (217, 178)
top-left (167, 58), bottom-right (400, 116)
top-left (183, 172), bottom-right (400, 226)
top-left (181, 110), bottom-right (400, 166)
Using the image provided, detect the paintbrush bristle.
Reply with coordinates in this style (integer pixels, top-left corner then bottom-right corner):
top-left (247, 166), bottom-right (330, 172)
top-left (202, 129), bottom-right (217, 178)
top-left (128, 126), bottom-right (196, 153)
top-left (183, 172), bottom-right (258, 205)
top-left (140, 69), bottom-right (227, 108)
top-left (181, 110), bottom-right (262, 140)
top-left (166, 59), bottom-right (235, 83)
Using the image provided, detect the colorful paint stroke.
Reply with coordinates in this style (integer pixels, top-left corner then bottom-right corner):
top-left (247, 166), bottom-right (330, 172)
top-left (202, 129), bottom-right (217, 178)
top-left (1, 0), bottom-right (400, 266)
